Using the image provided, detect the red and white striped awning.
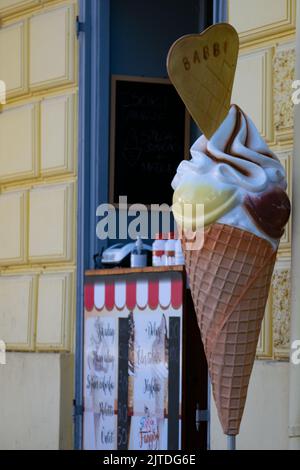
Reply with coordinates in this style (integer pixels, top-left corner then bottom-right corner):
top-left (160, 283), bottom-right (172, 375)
top-left (84, 276), bottom-right (183, 312)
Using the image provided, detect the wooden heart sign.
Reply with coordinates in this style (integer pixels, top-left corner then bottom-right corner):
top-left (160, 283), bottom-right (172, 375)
top-left (167, 23), bottom-right (239, 139)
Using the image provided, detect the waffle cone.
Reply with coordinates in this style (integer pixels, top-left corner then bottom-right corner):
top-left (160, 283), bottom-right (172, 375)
top-left (182, 223), bottom-right (276, 435)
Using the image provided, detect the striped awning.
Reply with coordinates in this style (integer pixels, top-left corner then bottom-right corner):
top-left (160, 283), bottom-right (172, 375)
top-left (84, 275), bottom-right (182, 312)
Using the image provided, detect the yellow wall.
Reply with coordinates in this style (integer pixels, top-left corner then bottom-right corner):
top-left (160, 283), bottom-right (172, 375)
top-left (0, 0), bottom-right (77, 352)
top-left (0, 0), bottom-right (78, 449)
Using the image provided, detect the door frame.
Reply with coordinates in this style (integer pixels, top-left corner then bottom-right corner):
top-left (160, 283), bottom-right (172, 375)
top-left (75, 0), bottom-right (110, 449)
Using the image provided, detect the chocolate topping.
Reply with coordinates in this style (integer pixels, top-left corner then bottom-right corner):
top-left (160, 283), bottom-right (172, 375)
top-left (206, 149), bottom-right (251, 177)
top-left (206, 105), bottom-right (275, 174)
top-left (172, 104), bottom-right (291, 243)
top-left (244, 188), bottom-right (291, 239)
top-left (224, 104), bottom-right (242, 155)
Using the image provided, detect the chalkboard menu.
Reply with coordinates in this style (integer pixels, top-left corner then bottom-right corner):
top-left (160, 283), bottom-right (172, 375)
top-left (110, 76), bottom-right (189, 205)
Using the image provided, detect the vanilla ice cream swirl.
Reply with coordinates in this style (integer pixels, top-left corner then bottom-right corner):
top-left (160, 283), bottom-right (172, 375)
top-left (172, 105), bottom-right (290, 248)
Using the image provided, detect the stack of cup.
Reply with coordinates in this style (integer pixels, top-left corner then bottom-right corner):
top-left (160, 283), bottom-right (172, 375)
top-left (152, 233), bottom-right (185, 266)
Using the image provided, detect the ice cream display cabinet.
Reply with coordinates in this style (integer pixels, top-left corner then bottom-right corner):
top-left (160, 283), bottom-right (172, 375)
top-left (83, 266), bottom-right (208, 450)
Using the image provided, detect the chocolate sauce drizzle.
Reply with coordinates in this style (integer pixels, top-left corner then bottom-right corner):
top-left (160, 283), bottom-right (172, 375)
top-left (204, 105), bottom-right (290, 239)
top-left (245, 189), bottom-right (290, 239)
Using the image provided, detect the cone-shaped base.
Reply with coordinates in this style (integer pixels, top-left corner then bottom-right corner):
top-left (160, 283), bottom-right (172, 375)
top-left (182, 224), bottom-right (276, 435)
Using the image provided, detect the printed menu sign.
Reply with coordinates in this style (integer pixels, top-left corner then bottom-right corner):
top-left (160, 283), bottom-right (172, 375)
top-left (84, 316), bottom-right (118, 450)
top-left (128, 312), bottom-right (169, 449)
top-left (83, 272), bottom-right (183, 450)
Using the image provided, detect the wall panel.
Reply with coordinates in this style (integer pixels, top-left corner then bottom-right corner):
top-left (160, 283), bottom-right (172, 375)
top-left (0, 21), bottom-right (27, 98)
top-left (0, 274), bottom-right (36, 350)
top-left (278, 150), bottom-right (292, 253)
top-left (36, 271), bottom-right (73, 350)
top-left (228, 0), bottom-right (296, 43)
top-left (0, 0), bottom-right (77, 449)
top-left (41, 93), bottom-right (76, 175)
top-left (232, 47), bottom-right (274, 142)
top-left (0, 103), bottom-right (38, 182)
top-left (0, 190), bottom-right (27, 265)
top-left (0, 0), bottom-right (37, 16)
top-left (29, 5), bottom-right (75, 89)
top-left (28, 182), bottom-right (74, 262)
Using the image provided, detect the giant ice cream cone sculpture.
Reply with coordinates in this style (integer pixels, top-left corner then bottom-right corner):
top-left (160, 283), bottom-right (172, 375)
top-left (167, 24), bottom-right (291, 436)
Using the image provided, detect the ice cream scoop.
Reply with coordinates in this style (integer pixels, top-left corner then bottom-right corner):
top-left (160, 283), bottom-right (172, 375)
top-left (172, 177), bottom-right (238, 230)
top-left (172, 105), bottom-right (290, 248)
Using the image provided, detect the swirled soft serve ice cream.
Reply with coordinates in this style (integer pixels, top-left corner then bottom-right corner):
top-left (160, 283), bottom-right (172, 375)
top-left (172, 105), bottom-right (290, 249)
top-left (171, 104), bottom-right (291, 436)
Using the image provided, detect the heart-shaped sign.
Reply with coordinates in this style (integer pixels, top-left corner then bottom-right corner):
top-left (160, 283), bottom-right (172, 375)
top-left (167, 23), bottom-right (239, 139)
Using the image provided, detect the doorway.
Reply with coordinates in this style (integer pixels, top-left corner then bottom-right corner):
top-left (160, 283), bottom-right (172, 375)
top-left (75, 0), bottom-right (214, 450)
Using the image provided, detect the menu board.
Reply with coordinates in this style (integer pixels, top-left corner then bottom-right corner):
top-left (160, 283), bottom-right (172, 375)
top-left (109, 76), bottom-right (189, 205)
top-left (83, 272), bottom-right (183, 450)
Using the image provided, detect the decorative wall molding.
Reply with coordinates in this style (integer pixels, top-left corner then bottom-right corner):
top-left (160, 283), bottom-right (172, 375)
top-left (256, 258), bottom-right (292, 360)
top-left (0, 0), bottom-right (37, 17)
top-left (0, 190), bottom-right (27, 265)
top-left (277, 149), bottom-right (292, 255)
top-left (232, 46), bottom-right (274, 143)
top-left (272, 268), bottom-right (291, 359)
top-left (36, 271), bottom-right (73, 351)
top-left (41, 92), bottom-right (76, 176)
top-left (0, 92), bottom-right (77, 183)
top-left (0, 273), bottom-right (37, 350)
top-left (256, 292), bottom-right (273, 358)
top-left (0, 103), bottom-right (38, 183)
top-left (0, 3), bottom-right (77, 104)
top-left (0, 0), bottom-right (78, 358)
top-left (0, 20), bottom-right (28, 98)
top-left (29, 4), bottom-right (76, 90)
top-left (228, 0), bottom-right (296, 45)
top-left (273, 45), bottom-right (296, 143)
top-left (28, 182), bottom-right (74, 263)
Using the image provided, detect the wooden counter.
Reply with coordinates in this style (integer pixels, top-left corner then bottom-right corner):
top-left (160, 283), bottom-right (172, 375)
top-left (85, 265), bottom-right (185, 277)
